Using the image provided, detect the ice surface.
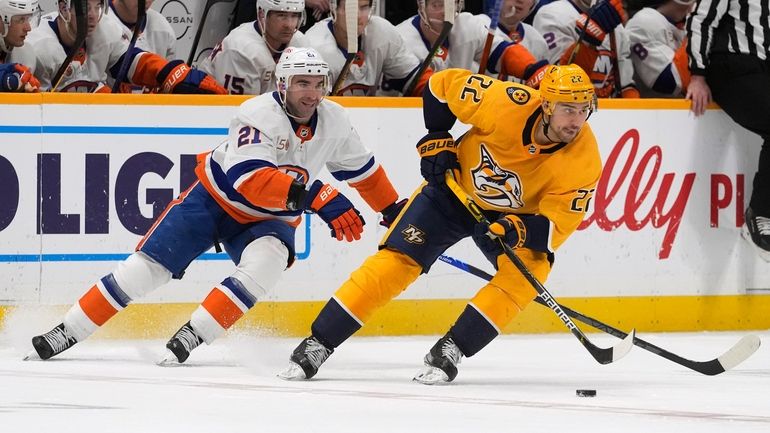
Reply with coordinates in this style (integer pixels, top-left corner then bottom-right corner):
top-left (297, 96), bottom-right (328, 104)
top-left (1, 312), bottom-right (768, 432)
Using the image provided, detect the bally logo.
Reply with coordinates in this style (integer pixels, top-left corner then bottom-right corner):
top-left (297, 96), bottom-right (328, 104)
top-left (401, 225), bottom-right (425, 244)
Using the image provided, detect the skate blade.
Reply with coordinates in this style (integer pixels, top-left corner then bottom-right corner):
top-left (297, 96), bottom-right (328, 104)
top-left (413, 366), bottom-right (451, 385)
top-left (742, 225), bottom-right (770, 262)
top-left (156, 350), bottom-right (182, 367)
top-left (23, 350), bottom-right (41, 361)
top-left (277, 362), bottom-right (307, 381)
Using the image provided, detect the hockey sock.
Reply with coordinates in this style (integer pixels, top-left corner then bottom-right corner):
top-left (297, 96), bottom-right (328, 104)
top-left (311, 297), bottom-right (362, 348)
top-left (449, 304), bottom-right (499, 357)
top-left (193, 277), bottom-right (255, 342)
top-left (65, 274), bottom-right (132, 341)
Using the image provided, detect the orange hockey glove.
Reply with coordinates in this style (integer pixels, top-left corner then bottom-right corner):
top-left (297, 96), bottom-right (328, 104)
top-left (306, 180), bottom-right (365, 242)
top-left (621, 86), bottom-right (640, 98)
top-left (157, 60), bottom-right (227, 95)
top-left (0, 63), bottom-right (40, 92)
top-left (575, 0), bottom-right (627, 46)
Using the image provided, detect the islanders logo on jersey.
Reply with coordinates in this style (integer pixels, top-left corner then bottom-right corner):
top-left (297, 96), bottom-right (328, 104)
top-left (435, 46), bottom-right (449, 61)
top-left (471, 145), bottom-right (524, 209)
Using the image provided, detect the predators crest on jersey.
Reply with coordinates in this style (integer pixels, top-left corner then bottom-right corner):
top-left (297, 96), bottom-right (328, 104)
top-left (472, 145), bottom-right (524, 209)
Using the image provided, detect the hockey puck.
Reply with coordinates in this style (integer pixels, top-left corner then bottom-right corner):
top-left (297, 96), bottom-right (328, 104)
top-left (576, 389), bottom-right (597, 397)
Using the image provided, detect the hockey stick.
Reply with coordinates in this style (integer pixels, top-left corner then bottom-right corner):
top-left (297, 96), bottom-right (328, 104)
top-left (50, 0), bottom-right (87, 91)
top-left (608, 31), bottom-right (621, 97)
top-left (403, 0), bottom-right (455, 96)
top-left (437, 254), bottom-right (762, 375)
top-left (187, 0), bottom-right (236, 65)
top-left (566, 4), bottom-right (596, 65)
top-left (477, 0), bottom-right (502, 74)
top-left (330, 0), bottom-right (359, 95)
top-left (444, 171), bottom-right (635, 364)
top-left (111, 0), bottom-right (146, 92)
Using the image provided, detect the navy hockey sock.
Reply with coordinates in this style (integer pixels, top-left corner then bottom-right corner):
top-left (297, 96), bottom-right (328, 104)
top-left (449, 305), bottom-right (499, 357)
top-left (310, 298), bottom-right (362, 348)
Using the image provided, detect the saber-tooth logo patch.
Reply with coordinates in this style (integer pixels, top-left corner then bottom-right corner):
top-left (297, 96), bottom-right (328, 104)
top-left (472, 144), bottom-right (525, 209)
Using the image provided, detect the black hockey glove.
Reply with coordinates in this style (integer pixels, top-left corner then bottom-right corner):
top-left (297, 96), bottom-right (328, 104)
top-left (471, 215), bottom-right (526, 265)
top-left (416, 131), bottom-right (459, 185)
top-left (379, 198), bottom-right (407, 228)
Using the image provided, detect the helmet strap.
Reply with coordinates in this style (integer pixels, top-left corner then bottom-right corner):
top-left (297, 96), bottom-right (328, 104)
top-left (258, 10), bottom-right (297, 55)
top-left (278, 76), bottom-right (326, 121)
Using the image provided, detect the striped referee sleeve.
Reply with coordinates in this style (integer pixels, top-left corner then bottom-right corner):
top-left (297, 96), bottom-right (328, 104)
top-left (686, 0), bottom-right (729, 74)
top-left (686, 0), bottom-right (770, 74)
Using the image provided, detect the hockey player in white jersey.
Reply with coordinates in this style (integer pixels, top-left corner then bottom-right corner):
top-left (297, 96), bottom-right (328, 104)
top-left (534, 0), bottom-right (639, 98)
top-left (27, 47), bottom-right (407, 364)
top-left (109, 0), bottom-right (178, 92)
top-left (626, 0), bottom-right (693, 96)
top-left (199, 0), bottom-right (310, 95)
top-left (0, 0), bottom-right (40, 92)
top-left (396, 0), bottom-right (548, 87)
top-left (306, 0), bottom-right (431, 96)
top-left (11, 0), bottom-right (225, 93)
top-left (496, 0), bottom-right (549, 81)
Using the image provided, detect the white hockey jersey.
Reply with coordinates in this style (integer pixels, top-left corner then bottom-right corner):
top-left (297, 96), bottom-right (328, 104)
top-left (1, 36), bottom-right (36, 68)
top-left (196, 92), bottom-right (380, 225)
top-left (11, 12), bottom-right (128, 92)
top-left (306, 16), bottom-right (421, 96)
top-left (198, 22), bottom-right (310, 95)
top-left (534, 0), bottom-right (635, 97)
top-left (395, 12), bottom-right (515, 75)
top-left (109, 3), bottom-right (178, 93)
top-left (110, 4), bottom-right (176, 59)
top-left (626, 7), bottom-right (688, 96)
top-left (498, 21), bottom-right (549, 66)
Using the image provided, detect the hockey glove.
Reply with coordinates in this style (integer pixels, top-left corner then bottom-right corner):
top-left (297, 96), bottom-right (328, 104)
top-left (471, 215), bottom-right (526, 264)
top-left (306, 180), bottom-right (365, 242)
top-left (157, 60), bottom-right (227, 95)
top-left (523, 60), bottom-right (549, 89)
top-left (379, 198), bottom-right (407, 228)
top-left (575, 0), bottom-right (627, 46)
top-left (416, 131), bottom-right (459, 186)
top-left (0, 63), bottom-right (40, 92)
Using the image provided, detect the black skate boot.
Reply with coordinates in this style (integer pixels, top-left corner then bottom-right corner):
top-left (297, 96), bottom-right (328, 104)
top-left (743, 207), bottom-right (770, 261)
top-left (159, 321), bottom-right (203, 365)
top-left (29, 323), bottom-right (78, 360)
top-left (277, 336), bottom-right (334, 380)
top-left (413, 333), bottom-right (464, 385)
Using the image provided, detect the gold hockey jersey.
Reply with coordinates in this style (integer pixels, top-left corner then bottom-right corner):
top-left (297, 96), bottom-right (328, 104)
top-left (427, 68), bottom-right (602, 252)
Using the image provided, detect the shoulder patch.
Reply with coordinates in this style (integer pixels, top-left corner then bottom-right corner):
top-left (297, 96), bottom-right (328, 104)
top-left (506, 86), bottom-right (531, 105)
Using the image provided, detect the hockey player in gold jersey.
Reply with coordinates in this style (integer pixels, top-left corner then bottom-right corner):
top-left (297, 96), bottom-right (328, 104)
top-left (279, 64), bottom-right (602, 384)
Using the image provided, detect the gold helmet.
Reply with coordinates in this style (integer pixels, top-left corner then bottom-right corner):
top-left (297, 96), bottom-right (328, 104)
top-left (539, 64), bottom-right (597, 115)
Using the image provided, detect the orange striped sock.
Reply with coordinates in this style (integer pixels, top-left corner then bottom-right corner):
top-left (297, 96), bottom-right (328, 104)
top-left (201, 287), bottom-right (246, 330)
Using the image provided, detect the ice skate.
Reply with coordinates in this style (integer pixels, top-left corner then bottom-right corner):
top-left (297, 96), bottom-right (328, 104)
top-left (277, 336), bottom-right (333, 380)
top-left (413, 334), bottom-right (464, 385)
top-left (743, 207), bottom-right (770, 262)
top-left (25, 323), bottom-right (78, 361)
top-left (158, 321), bottom-right (203, 366)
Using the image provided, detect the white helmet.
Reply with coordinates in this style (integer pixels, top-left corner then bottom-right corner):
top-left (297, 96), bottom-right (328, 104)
top-left (1, 0), bottom-right (41, 38)
top-left (275, 47), bottom-right (331, 105)
top-left (257, 0), bottom-right (306, 30)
